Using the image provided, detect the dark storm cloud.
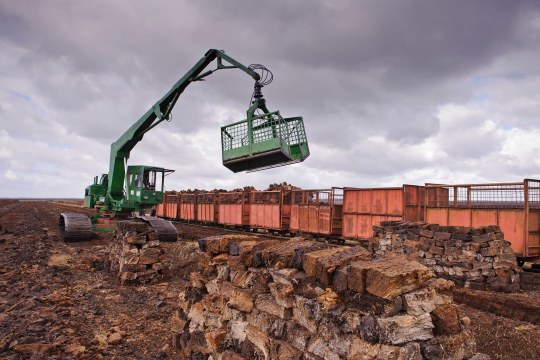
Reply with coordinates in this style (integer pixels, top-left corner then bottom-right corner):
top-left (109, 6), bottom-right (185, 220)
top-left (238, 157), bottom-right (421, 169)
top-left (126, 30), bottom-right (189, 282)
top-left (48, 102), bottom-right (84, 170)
top-left (3, 1), bottom-right (536, 90)
top-left (206, 1), bottom-right (535, 74)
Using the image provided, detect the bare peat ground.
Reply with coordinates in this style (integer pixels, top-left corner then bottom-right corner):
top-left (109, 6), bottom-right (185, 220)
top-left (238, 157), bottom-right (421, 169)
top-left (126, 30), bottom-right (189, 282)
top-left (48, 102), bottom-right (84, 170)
top-left (0, 200), bottom-right (207, 359)
top-left (460, 305), bottom-right (540, 359)
top-left (1, 200), bottom-right (540, 359)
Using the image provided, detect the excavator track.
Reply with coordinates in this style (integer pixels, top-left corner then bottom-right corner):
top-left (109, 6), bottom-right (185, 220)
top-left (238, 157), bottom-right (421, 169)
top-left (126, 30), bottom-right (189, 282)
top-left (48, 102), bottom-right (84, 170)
top-left (59, 213), bottom-right (177, 242)
top-left (59, 213), bottom-right (93, 242)
top-left (139, 216), bottom-right (178, 242)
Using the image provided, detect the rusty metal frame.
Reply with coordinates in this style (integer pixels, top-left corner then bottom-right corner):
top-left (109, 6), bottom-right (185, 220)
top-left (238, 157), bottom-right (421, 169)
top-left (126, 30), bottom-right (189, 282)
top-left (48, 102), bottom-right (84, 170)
top-left (290, 188), bottom-right (343, 236)
top-left (424, 179), bottom-right (540, 258)
top-left (341, 185), bottom-right (424, 240)
top-left (178, 193), bottom-right (197, 221)
top-left (164, 193), bottom-right (179, 219)
top-left (196, 192), bottom-right (219, 224)
top-left (217, 191), bottom-right (250, 226)
top-left (248, 190), bottom-right (291, 231)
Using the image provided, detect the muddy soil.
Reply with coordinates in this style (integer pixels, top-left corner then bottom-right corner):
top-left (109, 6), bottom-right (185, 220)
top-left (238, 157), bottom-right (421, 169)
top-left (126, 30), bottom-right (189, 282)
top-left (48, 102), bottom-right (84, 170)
top-left (0, 200), bottom-right (228, 360)
top-left (1, 200), bottom-right (540, 359)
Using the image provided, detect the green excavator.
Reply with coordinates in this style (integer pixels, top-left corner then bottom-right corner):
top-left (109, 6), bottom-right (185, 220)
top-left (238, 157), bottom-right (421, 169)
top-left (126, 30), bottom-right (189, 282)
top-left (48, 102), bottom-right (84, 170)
top-left (59, 49), bottom-right (310, 242)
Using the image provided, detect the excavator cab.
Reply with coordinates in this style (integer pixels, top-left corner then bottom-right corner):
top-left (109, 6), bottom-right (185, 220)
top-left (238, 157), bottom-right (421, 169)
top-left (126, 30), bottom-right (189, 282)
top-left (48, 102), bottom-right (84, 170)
top-left (126, 166), bottom-right (174, 206)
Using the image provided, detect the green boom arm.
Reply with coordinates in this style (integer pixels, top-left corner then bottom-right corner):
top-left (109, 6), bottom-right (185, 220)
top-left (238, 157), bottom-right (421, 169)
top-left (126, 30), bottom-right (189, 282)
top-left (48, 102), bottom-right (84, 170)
top-left (107, 49), bottom-right (262, 199)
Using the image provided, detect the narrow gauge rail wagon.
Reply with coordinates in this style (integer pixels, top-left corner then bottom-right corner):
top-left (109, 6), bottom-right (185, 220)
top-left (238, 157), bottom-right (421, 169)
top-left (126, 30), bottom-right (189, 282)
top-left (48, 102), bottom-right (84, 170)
top-left (155, 192), bottom-right (177, 218)
top-left (179, 193), bottom-right (196, 222)
top-left (248, 190), bottom-right (292, 233)
top-left (218, 191), bottom-right (250, 228)
top-left (163, 193), bottom-right (179, 219)
top-left (425, 179), bottom-right (540, 260)
top-left (342, 185), bottom-right (425, 240)
top-left (196, 192), bottom-right (218, 224)
top-left (155, 197), bottom-right (166, 218)
top-left (155, 180), bottom-right (540, 263)
top-left (290, 188), bottom-right (343, 239)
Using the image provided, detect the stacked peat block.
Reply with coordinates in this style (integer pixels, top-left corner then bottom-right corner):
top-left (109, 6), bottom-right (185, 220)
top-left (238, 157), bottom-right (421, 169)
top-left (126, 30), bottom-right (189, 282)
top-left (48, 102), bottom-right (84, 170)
top-left (520, 271), bottom-right (540, 291)
top-left (171, 235), bottom-right (483, 359)
top-left (108, 221), bottom-right (168, 285)
top-left (454, 288), bottom-right (540, 325)
top-left (371, 221), bottom-right (521, 292)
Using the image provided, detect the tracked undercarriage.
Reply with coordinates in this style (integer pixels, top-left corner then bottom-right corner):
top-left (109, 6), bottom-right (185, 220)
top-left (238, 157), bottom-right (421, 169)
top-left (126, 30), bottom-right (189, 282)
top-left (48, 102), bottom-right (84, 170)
top-left (58, 212), bottom-right (178, 242)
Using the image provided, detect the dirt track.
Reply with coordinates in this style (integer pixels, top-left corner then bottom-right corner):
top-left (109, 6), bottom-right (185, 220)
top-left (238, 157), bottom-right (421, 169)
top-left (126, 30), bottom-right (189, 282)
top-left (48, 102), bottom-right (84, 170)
top-left (1, 200), bottom-right (540, 359)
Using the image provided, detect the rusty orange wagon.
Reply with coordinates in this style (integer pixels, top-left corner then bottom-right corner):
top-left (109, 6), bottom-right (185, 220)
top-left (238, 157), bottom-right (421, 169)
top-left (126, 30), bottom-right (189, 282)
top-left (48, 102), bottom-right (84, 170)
top-left (342, 185), bottom-right (425, 240)
top-left (248, 190), bottom-right (291, 232)
top-left (218, 191), bottom-right (250, 227)
top-left (179, 193), bottom-right (196, 221)
top-left (154, 192), bottom-right (176, 218)
top-left (163, 193), bottom-right (179, 219)
top-left (155, 199), bottom-right (165, 218)
top-left (196, 192), bottom-right (218, 224)
top-left (290, 188), bottom-right (343, 238)
top-left (424, 179), bottom-right (540, 260)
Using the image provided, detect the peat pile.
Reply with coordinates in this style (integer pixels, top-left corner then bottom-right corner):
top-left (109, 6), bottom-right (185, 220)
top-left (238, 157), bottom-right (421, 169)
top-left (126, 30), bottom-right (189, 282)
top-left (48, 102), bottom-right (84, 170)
top-left (108, 221), bottom-right (169, 285)
top-left (170, 235), bottom-right (484, 359)
top-left (370, 221), bottom-right (521, 292)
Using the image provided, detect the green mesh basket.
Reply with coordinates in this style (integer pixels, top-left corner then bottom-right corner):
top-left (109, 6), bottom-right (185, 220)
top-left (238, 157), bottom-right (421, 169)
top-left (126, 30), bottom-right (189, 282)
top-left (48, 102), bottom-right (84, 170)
top-left (221, 111), bottom-right (310, 172)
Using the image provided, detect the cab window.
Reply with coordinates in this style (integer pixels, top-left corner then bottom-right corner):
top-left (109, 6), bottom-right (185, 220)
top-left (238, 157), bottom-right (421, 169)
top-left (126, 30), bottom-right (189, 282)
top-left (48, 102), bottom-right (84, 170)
top-left (143, 170), bottom-right (156, 190)
top-left (134, 174), bottom-right (143, 188)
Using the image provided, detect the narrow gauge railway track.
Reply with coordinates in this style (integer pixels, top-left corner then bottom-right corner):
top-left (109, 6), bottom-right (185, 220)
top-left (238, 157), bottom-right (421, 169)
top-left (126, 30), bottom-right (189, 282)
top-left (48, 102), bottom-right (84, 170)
top-left (171, 219), bottom-right (290, 241)
top-left (169, 219), bottom-right (360, 246)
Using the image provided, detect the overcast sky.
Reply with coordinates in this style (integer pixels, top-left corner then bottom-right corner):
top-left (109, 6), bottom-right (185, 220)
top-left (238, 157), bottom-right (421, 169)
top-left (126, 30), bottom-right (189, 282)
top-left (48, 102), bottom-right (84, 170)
top-left (1, 0), bottom-right (540, 197)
